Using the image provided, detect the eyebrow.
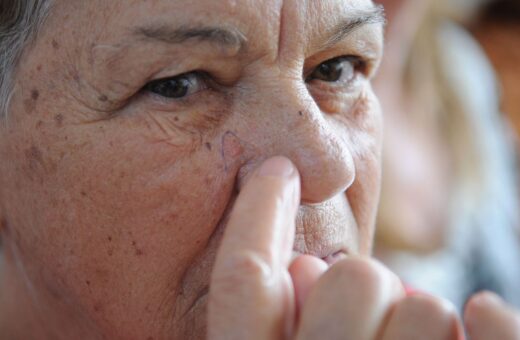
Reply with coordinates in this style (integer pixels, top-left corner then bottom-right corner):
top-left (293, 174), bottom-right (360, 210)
top-left (134, 24), bottom-right (248, 53)
top-left (323, 5), bottom-right (386, 48)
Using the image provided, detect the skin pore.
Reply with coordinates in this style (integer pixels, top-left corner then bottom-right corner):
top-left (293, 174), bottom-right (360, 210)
top-left (0, 0), bottom-right (384, 338)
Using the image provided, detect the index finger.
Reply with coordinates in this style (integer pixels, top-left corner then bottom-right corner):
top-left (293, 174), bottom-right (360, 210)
top-left (208, 156), bottom-right (301, 340)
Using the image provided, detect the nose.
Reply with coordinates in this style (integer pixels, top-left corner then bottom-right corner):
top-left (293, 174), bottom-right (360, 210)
top-left (236, 78), bottom-right (356, 205)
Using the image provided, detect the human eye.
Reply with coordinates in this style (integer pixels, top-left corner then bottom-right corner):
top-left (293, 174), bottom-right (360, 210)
top-left (144, 71), bottom-right (208, 99)
top-left (306, 56), bottom-right (366, 86)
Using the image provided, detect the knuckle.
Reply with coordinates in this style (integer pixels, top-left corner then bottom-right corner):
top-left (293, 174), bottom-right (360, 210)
top-left (213, 251), bottom-right (274, 289)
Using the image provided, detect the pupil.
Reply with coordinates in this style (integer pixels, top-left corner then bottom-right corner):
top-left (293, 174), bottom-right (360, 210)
top-left (318, 60), bottom-right (342, 82)
top-left (153, 77), bottom-right (190, 98)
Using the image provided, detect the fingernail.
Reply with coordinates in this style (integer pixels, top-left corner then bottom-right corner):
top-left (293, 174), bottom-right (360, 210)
top-left (258, 157), bottom-right (294, 178)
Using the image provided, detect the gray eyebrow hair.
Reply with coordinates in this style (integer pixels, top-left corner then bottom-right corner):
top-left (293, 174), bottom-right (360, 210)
top-left (134, 24), bottom-right (248, 51)
top-left (324, 5), bottom-right (386, 48)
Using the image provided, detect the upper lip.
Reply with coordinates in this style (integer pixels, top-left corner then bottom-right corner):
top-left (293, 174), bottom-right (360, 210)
top-left (291, 202), bottom-right (353, 266)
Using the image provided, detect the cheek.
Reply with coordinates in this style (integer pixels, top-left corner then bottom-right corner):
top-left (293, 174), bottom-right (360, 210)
top-left (342, 90), bottom-right (383, 255)
top-left (6, 113), bottom-right (245, 334)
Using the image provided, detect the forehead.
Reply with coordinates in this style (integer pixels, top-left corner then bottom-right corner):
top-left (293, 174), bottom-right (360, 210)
top-left (51, 0), bottom-right (378, 49)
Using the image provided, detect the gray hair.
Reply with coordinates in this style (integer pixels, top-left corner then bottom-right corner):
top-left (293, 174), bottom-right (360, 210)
top-left (0, 0), bottom-right (53, 120)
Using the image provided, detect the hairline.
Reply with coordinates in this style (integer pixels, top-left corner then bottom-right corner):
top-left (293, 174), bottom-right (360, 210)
top-left (0, 0), bottom-right (54, 122)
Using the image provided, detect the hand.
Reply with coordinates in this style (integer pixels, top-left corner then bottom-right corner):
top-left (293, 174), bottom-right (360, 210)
top-left (207, 157), bottom-right (463, 340)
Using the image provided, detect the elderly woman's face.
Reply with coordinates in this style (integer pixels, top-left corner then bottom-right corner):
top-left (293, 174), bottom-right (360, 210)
top-left (0, 0), bottom-right (383, 338)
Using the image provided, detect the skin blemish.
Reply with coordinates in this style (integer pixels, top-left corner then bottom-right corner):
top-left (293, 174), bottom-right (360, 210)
top-left (23, 89), bottom-right (40, 114)
top-left (205, 142), bottom-right (212, 151)
top-left (36, 65), bottom-right (42, 72)
top-left (98, 95), bottom-right (108, 102)
top-left (298, 110), bottom-right (303, 116)
top-left (51, 39), bottom-right (59, 49)
top-left (131, 240), bottom-right (144, 256)
top-left (31, 89), bottom-right (39, 101)
top-left (25, 145), bottom-right (45, 171)
top-left (0, 218), bottom-right (8, 233)
top-left (93, 303), bottom-right (103, 313)
top-left (220, 131), bottom-right (249, 171)
top-left (54, 114), bottom-right (64, 127)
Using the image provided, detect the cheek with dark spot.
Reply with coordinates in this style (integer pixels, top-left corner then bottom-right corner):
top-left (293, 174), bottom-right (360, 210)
top-left (220, 131), bottom-right (246, 171)
top-left (23, 89), bottom-right (40, 114)
top-left (23, 145), bottom-right (57, 179)
top-left (31, 89), bottom-right (40, 101)
top-left (25, 145), bottom-right (45, 171)
top-left (51, 39), bottom-right (59, 49)
top-left (54, 114), bottom-right (64, 127)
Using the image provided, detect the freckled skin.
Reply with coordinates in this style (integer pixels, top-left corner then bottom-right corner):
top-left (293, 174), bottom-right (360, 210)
top-left (0, 0), bottom-right (383, 339)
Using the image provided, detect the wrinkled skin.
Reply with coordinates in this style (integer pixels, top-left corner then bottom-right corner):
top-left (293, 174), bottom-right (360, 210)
top-left (2, 0), bottom-right (518, 339)
top-left (0, 0), bottom-right (384, 338)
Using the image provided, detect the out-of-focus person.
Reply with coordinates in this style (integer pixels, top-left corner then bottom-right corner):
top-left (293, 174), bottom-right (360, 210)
top-left (472, 0), bottom-right (520, 146)
top-left (374, 0), bottom-right (520, 311)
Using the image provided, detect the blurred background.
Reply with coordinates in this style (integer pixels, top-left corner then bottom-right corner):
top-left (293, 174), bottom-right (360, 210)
top-left (372, 0), bottom-right (520, 311)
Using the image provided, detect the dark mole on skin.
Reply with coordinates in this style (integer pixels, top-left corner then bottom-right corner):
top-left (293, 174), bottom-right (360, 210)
top-left (205, 142), bottom-right (212, 151)
top-left (298, 110), bottom-right (303, 116)
top-left (31, 89), bottom-right (40, 101)
top-left (131, 240), bottom-right (144, 256)
top-left (51, 39), bottom-right (59, 49)
top-left (98, 95), bottom-right (108, 102)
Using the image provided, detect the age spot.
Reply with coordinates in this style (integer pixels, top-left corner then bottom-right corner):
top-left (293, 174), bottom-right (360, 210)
top-left (98, 95), bottom-right (108, 102)
top-left (25, 145), bottom-right (45, 171)
top-left (54, 114), bottom-right (64, 127)
top-left (31, 89), bottom-right (40, 101)
top-left (51, 39), bottom-right (59, 49)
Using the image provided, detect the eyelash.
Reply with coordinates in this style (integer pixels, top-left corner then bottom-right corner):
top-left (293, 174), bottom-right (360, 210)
top-left (143, 55), bottom-right (367, 100)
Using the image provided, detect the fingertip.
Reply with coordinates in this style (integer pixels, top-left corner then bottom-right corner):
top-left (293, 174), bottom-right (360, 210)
top-left (464, 291), bottom-right (502, 326)
top-left (289, 255), bottom-right (328, 313)
top-left (258, 156), bottom-right (296, 178)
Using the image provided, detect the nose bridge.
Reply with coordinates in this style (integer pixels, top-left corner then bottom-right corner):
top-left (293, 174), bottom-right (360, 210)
top-left (241, 76), bottom-right (356, 204)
